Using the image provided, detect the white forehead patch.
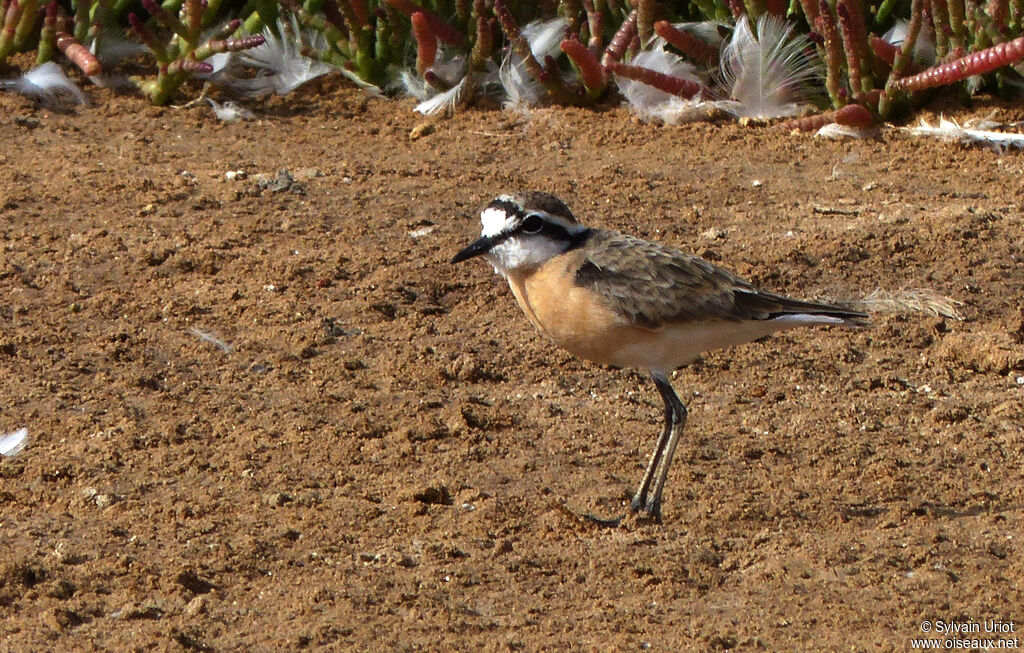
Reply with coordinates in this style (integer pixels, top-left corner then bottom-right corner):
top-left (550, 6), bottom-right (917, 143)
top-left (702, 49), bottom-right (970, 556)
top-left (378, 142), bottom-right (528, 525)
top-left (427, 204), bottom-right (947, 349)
top-left (480, 206), bottom-right (513, 238)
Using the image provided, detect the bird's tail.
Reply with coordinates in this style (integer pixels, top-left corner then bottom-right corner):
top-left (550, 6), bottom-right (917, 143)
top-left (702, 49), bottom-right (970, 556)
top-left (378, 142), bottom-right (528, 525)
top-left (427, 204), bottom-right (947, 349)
top-left (736, 290), bottom-right (872, 327)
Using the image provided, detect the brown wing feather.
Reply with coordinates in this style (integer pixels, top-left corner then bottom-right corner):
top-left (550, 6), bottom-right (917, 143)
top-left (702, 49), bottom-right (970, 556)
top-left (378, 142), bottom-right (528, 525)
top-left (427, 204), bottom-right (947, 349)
top-left (574, 230), bottom-right (868, 328)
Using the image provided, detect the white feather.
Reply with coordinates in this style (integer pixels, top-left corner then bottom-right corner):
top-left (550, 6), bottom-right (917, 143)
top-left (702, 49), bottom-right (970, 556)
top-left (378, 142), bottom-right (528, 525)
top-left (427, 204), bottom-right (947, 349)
top-left (905, 115), bottom-right (1024, 150)
top-left (500, 18), bottom-right (569, 110)
top-left (85, 33), bottom-right (146, 89)
top-left (884, 19), bottom-right (936, 65)
top-left (0, 428), bottom-right (28, 457)
top-left (0, 63), bottom-right (85, 109)
top-left (397, 50), bottom-right (468, 101)
top-left (669, 20), bottom-right (729, 53)
top-left (88, 73), bottom-right (135, 89)
top-left (415, 74), bottom-right (472, 115)
top-left (815, 122), bottom-right (878, 139)
top-left (717, 15), bottom-right (822, 120)
top-left (89, 29), bottom-right (148, 67)
top-left (206, 98), bottom-right (256, 122)
top-left (614, 40), bottom-right (709, 124)
top-left (338, 68), bottom-right (383, 96)
top-left (234, 16), bottom-right (334, 96)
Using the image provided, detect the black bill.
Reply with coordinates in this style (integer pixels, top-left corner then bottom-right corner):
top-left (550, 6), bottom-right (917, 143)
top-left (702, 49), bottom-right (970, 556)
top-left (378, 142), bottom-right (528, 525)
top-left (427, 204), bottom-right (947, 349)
top-left (451, 235), bottom-right (495, 264)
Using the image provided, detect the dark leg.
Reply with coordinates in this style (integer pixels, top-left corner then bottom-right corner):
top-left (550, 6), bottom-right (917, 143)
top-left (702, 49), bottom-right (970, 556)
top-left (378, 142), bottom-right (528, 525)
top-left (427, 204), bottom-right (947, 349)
top-left (583, 370), bottom-right (687, 528)
top-left (629, 391), bottom-right (673, 513)
top-left (633, 370), bottom-right (687, 521)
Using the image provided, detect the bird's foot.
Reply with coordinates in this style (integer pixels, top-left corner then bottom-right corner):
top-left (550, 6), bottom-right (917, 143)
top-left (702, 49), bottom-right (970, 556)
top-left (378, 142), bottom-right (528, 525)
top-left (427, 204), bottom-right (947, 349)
top-left (581, 499), bottom-right (661, 528)
top-left (629, 496), bottom-right (663, 524)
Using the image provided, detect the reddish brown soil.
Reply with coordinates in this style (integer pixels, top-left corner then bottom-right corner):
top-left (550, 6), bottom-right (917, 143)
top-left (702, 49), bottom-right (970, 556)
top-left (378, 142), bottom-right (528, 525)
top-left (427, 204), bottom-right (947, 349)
top-left (1, 80), bottom-right (1022, 651)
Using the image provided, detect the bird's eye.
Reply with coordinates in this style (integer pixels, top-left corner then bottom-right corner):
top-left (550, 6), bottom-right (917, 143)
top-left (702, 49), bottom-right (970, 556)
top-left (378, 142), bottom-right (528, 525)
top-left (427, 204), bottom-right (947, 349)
top-left (520, 214), bottom-right (544, 234)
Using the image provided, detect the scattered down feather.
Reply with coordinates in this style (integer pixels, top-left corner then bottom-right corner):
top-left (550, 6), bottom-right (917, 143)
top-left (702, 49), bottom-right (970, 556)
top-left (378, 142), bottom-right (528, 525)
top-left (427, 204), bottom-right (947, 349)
top-left (234, 16), bottom-right (335, 96)
top-left (397, 50), bottom-right (468, 101)
top-left (414, 74), bottom-right (474, 115)
top-left (0, 428), bottom-right (28, 457)
top-left (398, 49), bottom-right (497, 115)
top-left (86, 30), bottom-right (148, 90)
top-left (670, 20), bottom-right (730, 54)
top-left (906, 116), bottom-right (1024, 150)
top-left (815, 122), bottom-right (879, 140)
top-left (207, 98), bottom-right (257, 122)
top-left (614, 42), bottom-right (709, 124)
top-left (0, 63), bottom-right (85, 109)
top-left (90, 29), bottom-right (148, 67)
top-left (500, 17), bottom-right (570, 110)
top-left (884, 19), bottom-right (936, 66)
top-left (718, 15), bottom-right (822, 120)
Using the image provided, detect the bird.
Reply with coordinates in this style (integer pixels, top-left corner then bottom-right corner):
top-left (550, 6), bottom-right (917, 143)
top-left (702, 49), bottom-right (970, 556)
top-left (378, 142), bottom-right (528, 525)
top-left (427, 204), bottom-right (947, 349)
top-left (451, 191), bottom-right (869, 524)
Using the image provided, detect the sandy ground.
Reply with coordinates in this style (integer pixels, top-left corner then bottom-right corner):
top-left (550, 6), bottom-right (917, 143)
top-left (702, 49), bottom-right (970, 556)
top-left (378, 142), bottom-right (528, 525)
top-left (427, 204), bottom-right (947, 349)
top-left (1, 78), bottom-right (1022, 651)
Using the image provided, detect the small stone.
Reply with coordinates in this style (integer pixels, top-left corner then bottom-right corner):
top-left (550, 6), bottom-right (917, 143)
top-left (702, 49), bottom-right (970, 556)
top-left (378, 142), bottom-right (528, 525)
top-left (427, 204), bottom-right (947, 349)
top-left (409, 122), bottom-right (435, 140)
top-left (184, 596), bottom-right (207, 617)
top-left (263, 492), bottom-right (293, 507)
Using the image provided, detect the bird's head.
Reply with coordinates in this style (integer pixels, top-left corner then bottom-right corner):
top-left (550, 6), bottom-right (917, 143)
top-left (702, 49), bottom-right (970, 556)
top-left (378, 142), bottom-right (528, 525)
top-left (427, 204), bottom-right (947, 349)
top-left (451, 192), bottom-right (590, 274)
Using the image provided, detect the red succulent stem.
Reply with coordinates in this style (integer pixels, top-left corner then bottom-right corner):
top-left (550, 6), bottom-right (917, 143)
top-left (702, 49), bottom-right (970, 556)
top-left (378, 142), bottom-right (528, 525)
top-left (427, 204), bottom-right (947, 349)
top-left (893, 34), bottom-right (1024, 91)
top-left (987, 0), bottom-right (1009, 25)
top-left (582, 0), bottom-right (602, 54)
top-left (349, 0), bottom-right (368, 27)
top-left (35, 0), bottom-right (57, 64)
top-left (869, 35), bottom-right (923, 74)
top-left (836, 0), bottom-right (873, 99)
top-left (726, 0), bottom-right (747, 18)
top-left (799, 0), bottom-right (819, 23)
top-left (411, 12), bottom-right (437, 75)
top-left (1010, 0), bottom-right (1023, 29)
top-left (383, 0), bottom-right (466, 47)
top-left (495, 0), bottom-right (570, 101)
top-left (653, 20), bottom-right (718, 65)
top-left (880, 0), bottom-right (924, 117)
top-left (128, 12), bottom-right (168, 60)
top-left (930, 0), bottom-right (951, 59)
top-left (775, 103), bottom-right (874, 131)
top-left (0, 0), bottom-right (23, 57)
top-left (192, 34), bottom-right (265, 59)
top-left (212, 18), bottom-right (241, 40)
top-left (141, 0), bottom-right (190, 41)
top-left (776, 111), bottom-right (837, 131)
top-left (601, 9), bottom-right (635, 68)
top-left (891, 0), bottom-right (924, 80)
top-left (166, 58), bottom-right (214, 74)
top-left (321, 0), bottom-right (351, 36)
top-left (469, 15), bottom-right (492, 71)
top-left (766, 0), bottom-right (788, 14)
top-left (56, 30), bottom-right (101, 75)
top-left (423, 69), bottom-right (450, 91)
top-left (637, 0), bottom-right (655, 44)
top-left (834, 103), bottom-right (875, 126)
top-left (815, 0), bottom-right (846, 109)
top-left (182, 0), bottom-right (202, 38)
top-left (561, 37), bottom-right (606, 96)
top-left (607, 60), bottom-right (704, 99)
top-left (948, 0), bottom-right (967, 46)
